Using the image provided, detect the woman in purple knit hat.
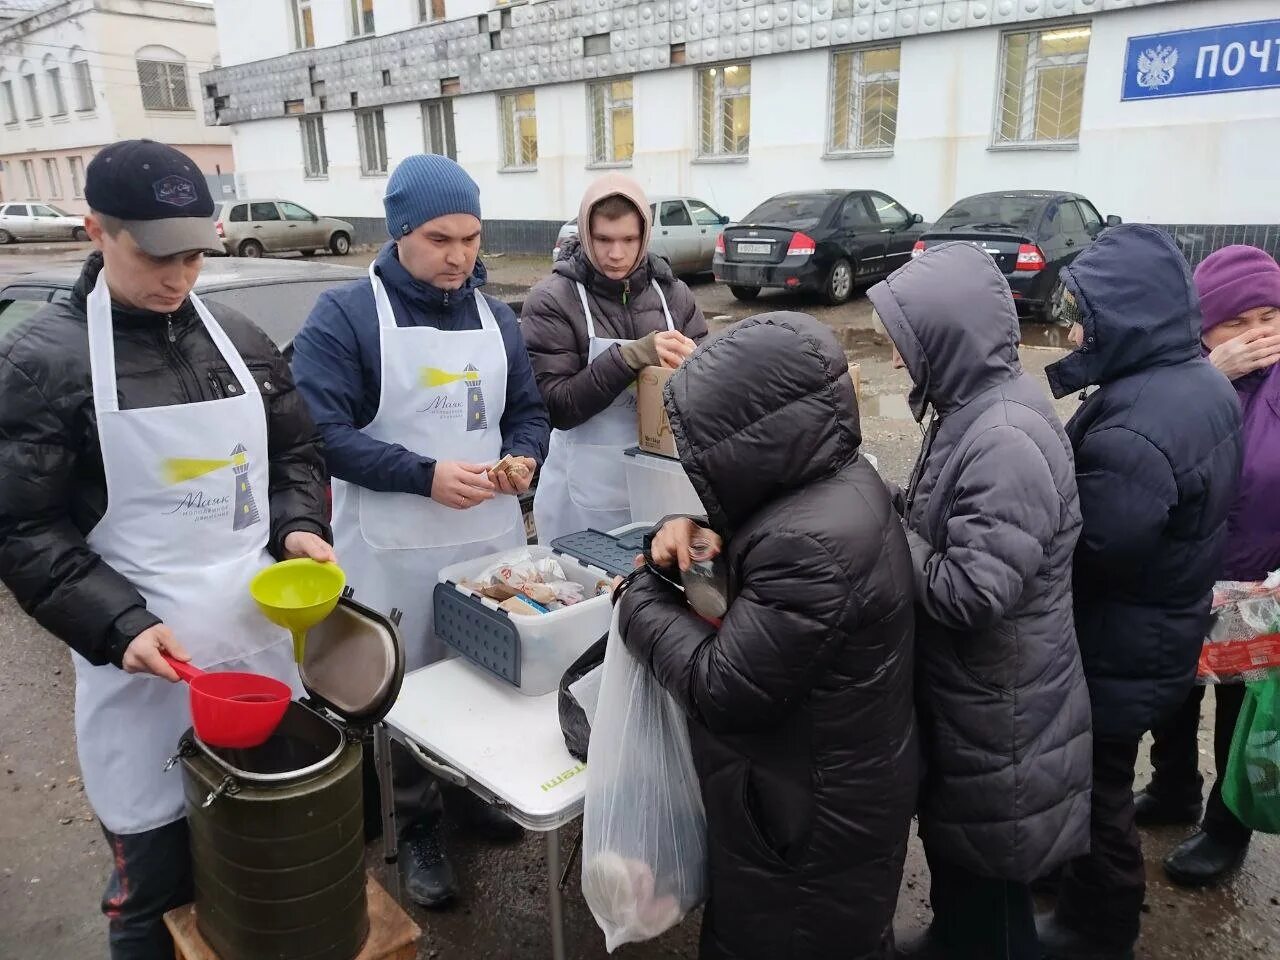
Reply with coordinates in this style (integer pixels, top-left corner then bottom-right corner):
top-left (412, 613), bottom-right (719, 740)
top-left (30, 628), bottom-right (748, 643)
top-left (1135, 244), bottom-right (1280, 886)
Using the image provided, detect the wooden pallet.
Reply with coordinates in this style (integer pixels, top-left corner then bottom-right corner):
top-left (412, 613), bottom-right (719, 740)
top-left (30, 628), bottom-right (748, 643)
top-left (164, 873), bottom-right (420, 960)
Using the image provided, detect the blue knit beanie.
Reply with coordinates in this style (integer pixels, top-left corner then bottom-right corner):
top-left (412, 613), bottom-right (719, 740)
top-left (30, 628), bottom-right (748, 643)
top-left (384, 154), bottom-right (482, 238)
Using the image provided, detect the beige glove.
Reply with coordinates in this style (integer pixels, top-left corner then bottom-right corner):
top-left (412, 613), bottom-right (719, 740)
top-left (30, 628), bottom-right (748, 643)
top-left (619, 332), bottom-right (662, 372)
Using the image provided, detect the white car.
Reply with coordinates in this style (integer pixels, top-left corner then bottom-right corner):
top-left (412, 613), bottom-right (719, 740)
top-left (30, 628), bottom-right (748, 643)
top-left (553, 195), bottom-right (730, 275)
top-left (0, 203), bottom-right (88, 244)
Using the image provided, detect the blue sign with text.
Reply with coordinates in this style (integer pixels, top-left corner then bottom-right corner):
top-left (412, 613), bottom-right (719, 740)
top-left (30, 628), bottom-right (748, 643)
top-left (1122, 19), bottom-right (1280, 101)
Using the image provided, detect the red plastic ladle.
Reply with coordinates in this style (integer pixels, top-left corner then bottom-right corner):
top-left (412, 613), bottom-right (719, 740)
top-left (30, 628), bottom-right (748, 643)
top-left (163, 655), bottom-right (292, 749)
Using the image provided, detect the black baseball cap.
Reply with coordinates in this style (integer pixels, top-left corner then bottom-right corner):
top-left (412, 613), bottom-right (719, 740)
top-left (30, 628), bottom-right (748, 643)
top-left (85, 140), bottom-right (221, 256)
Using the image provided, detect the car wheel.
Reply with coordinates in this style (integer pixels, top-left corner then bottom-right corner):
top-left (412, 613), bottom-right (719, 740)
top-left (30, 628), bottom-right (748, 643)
top-left (823, 259), bottom-right (854, 306)
top-left (238, 239), bottom-right (264, 258)
top-left (0, 229), bottom-right (13, 245)
top-left (1044, 279), bottom-right (1067, 325)
top-left (330, 232), bottom-right (351, 256)
top-left (73, 227), bottom-right (89, 242)
top-left (729, 285), bottom-right (760, 302)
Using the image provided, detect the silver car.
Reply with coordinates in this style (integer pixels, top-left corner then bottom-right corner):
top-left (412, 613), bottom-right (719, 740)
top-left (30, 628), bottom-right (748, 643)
top-left (0, 203), bottom-right (88, 244)
top-left (553, 195), bottom-right (730, 274)
top-left (215, 199), bottom-right (353, 259)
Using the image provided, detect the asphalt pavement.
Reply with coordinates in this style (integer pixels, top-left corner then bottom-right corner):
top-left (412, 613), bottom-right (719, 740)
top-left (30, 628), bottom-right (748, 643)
top-left (0, 244), bottom-right (1276, 959)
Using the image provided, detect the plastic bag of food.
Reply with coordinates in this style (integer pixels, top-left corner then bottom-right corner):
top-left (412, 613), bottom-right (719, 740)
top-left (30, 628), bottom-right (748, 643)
top-left (1222, 674), bottom-right (1280, 834)
top-left (581, 605), bottom-right (706, 951)
top-left (1198, 571), bottom-right (1280, 684)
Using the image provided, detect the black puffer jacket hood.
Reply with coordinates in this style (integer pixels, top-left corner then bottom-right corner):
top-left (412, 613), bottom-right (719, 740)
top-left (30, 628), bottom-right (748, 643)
top-left (664, 311), bottom-right (861, 535)
top-left (1047, 224), bottom-right (1202, 398)
top-left (619, 313), bottom-right (917, 959)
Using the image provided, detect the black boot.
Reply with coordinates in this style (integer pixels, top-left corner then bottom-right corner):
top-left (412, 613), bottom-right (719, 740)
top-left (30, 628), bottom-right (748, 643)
top-left (398, 820), bottom-right (458, 908)
top-left (1036, 913), bottom-right (1134, 960)
top-left (1132, 788), bottom-right (1202, 827)
top-left (1162, 830), bottom-right (1248, 888)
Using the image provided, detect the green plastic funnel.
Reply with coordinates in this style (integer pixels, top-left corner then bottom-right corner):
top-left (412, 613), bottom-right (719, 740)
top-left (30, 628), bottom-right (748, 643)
top-left (250, 559), bottom-right (346, 663)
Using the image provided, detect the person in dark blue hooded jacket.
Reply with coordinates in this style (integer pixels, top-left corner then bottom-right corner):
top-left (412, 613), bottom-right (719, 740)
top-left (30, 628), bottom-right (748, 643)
top-left (291, 155), bottom-right (550, 908)
top-left (1038, 224), bottom-right (1243, 960)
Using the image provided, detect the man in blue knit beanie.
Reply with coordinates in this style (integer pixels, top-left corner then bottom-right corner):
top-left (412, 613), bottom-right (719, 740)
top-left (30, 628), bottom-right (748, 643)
top-left (291, 154), bottom-right (550, 907)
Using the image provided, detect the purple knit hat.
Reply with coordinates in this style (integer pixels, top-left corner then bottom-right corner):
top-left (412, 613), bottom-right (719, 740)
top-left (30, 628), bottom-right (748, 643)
top-left (1193, 244), bottom-right (1280, 333)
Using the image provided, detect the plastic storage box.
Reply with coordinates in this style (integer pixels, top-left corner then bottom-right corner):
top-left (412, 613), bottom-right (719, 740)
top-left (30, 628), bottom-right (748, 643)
top-left (623, 446), bottom-right (704, 525)
top-left (434, 531), bottom-right (644, 697)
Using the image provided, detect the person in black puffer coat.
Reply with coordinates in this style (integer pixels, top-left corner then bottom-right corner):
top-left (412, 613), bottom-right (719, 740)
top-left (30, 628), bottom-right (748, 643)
top-left (1038, 225), bottom-right (1243, 960)
top-left (616, 312), bottom-right (918, 960)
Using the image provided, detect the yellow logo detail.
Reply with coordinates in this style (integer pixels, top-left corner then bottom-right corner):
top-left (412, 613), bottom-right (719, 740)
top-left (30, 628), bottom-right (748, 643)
top-left (162, 451), bottom-right (246, 485)
top-left (420, 366), bottom-right (481, 388)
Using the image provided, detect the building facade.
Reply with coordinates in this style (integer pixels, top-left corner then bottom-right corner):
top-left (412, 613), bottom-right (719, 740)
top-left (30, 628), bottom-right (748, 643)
top-left (205, 0), bottom-right (1279, 256)
top-left (0, 0), bottom-right (233, 215)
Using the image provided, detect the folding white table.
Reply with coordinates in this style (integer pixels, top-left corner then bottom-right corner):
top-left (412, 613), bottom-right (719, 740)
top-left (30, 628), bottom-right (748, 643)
top-left (375, 658), bottom-right (587, 960)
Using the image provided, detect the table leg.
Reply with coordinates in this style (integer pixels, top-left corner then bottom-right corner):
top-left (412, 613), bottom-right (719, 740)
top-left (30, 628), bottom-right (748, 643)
top-left (546, 827), bottom-right (567, 960)
top-left (374, 724), bottom-right (397, 865)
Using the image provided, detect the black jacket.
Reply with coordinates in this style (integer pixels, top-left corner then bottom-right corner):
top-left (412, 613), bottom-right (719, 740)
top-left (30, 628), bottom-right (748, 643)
top-left (0, 254), bottom-right (331, 668)
top-left (1046, 225), bottom-right (1243, 741)
top-left (617, 313), bottom-right (918, 960)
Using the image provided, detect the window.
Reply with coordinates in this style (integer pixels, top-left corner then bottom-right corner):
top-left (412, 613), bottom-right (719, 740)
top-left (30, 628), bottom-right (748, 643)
top-left (32, 204), bottom-right (59, 218)
top-left (229, 204), bottom-right (249, 223)
top-left (45, 65), bottom-right (67, 117)
top-left (72, 58), bottom-right (94, 111)
top-left (1051, 199), bottom-right (1086, 237)
top-left (1076, 200), bottom-right (1103, 235)
top-left (422, 100), bottom-right (457, 160)
top-left (43, 159), bottom-right (61, 198)
top-left (686, 199), bottom-right (723, 226)
top-left (300, 115), bottom-right (329, 178)
top-left (3, 204), bottom-right (28, 215)
top-left (356, 108), bottom-right (388, 176)
top-left (660, 201), bottom-right (692, 227)
top-left (584, 33), bottom-right (611, 57)
top-left (350, 0), bottom-right (375, 38)
top-left (280, 201), bottom-right (315, 222)
top-left (418, 0), bottom-right (446, 22)
top-left (1, 80), bottom-right (16, 124)
top-left (499, 91), bottom-right (538, 170)
top-left (137, 57), bottom-right (193, 112)
top-left (839, 195), bottom-right (876, 229)
top-left (588, 79), bottom-right (634, 166)
top-left (290, 0), bottom-right (316, 50)
top-left (995, 25), bottom-right (1091, 146)
top-left (23, 70), bottom-right (42, 120)
top-left (697, 63), bottom-right (750, 158)
top-left (869, 193), bottom-right (910, 228)
top-left (68, 156), bottom-right (85, 198)
top-left (829, 46), bottom-right (900, 154)
top-left (250, 202), bottom-right (281, 222)
top-left (0, 297), bottom-right (50, 340)
top-left (21, 160), bottom-right (36, 196)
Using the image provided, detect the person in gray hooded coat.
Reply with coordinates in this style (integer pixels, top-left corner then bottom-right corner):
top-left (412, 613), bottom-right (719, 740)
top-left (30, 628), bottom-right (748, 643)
top-left (867, 243), bottom-right (1092, 960)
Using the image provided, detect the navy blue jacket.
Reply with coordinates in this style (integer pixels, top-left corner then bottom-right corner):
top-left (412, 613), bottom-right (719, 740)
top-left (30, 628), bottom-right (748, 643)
top-left (291, 242), bottom-right (550, 495)
top-left (1047, 225), bottom-right (1243, 741)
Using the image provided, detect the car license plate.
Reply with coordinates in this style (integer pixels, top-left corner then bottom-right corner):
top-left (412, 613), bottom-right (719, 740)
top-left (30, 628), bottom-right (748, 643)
top-left (736, 242), bottom-right (772, 255)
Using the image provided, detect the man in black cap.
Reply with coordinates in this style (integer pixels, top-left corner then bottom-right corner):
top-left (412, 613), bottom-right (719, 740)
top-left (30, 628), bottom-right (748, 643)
top-left (0, 140), bottom-right (334, 959)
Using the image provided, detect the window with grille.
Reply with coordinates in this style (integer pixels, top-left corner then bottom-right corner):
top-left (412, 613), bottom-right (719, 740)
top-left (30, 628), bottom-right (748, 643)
top-left (21, 160), bottom-right (37, 197)
top-left (356, 109), bottom-right (388, 176)
top-left (829, 46), bottom-right (899, 154)
top-left (137, 60), bottom-right (192, 112)
top-left (23, 73), bottom-right (41, 119)
top-left (422, 100), bottom-right (457, 160)
top-left (73, 60), bottom-right (94, 111)
top-left (291, 0), bottom-right (316, 50)
top-left (588, 79), bottom-right (634, 166)
top-left (994, 25), bottom-right (1090, 146)
top-left (1, 81), bottom-right (17, 124)
top-left (500, 91), bottom-right (538, 170)
top-left (43, 158), bottom-right (61, 198)
top-left (350, 0), bottom-right (375, 38)
top-left (46, 68), bottom-right (67, 116)
top-left (697, 64), bottom-right (750, 159)
top-left (68, 156), bottom-right (85, 198)
top-left (418, 0), bottom-right (446, 22)
top-left (300, 115), bottom-right (328, 178)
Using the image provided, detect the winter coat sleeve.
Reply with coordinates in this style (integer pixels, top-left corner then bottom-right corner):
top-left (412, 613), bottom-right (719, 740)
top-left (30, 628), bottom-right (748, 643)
top-left (1072, 426), bottom-right (1178, 574)
top-left (909, 425), bottom-right (1059, 632)
top-left (521, 280), bottom-right (637, 430)
top-left (291, 289), bottom-right (436, 496)
top-left (0, 347), bottom-right (158, 667)
top-left (664, 278), bottom-right (708, 343)
top-left (490, 297), bottom-right (551, 464)
top-left (618, 530), bottom-right (856, 734)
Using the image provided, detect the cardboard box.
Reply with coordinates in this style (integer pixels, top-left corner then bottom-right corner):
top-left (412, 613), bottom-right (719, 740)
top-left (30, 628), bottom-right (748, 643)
top-left (637, 366), bottom-right (678, 458)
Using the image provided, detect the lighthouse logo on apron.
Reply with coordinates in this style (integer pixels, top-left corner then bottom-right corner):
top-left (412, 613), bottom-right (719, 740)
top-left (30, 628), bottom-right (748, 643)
top-left (161, 442), bottom-right (263, 529)
top-left (418, 363), bottom-right (488, 431)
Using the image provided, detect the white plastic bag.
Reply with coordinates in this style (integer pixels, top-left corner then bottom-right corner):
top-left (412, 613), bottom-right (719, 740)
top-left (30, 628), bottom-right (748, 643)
top-left (581, 605), bottom-right (707, 952)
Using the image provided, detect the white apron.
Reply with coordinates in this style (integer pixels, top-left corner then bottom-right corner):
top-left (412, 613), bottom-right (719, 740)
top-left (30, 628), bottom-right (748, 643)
top-left (533, 281), bottom-right (673, 544)
top-left (72, 272), bottom-right (301, 836)
top-left (330, 266), bottom-right (524, 672)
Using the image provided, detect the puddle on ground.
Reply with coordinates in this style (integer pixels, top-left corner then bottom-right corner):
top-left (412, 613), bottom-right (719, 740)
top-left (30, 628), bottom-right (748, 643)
top-left (1019, 322), bottom-right (1071, 349)
top-left (860, 393), bottom-right (915, 420)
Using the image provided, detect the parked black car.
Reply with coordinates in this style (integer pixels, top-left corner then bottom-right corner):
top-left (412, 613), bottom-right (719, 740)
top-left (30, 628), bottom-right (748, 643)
top-left (714, 190), bottom-right (925, 305)
top-left (913, 190), bottom-right (1121, 322)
